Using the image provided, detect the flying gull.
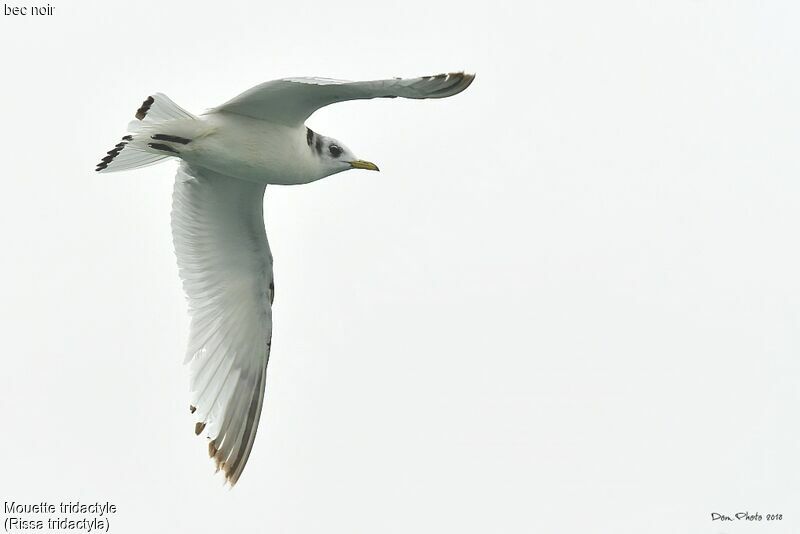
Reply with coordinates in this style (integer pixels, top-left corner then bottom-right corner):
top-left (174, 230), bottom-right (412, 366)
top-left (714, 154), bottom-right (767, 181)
top-left (96, 72), bottom-right (475, 485)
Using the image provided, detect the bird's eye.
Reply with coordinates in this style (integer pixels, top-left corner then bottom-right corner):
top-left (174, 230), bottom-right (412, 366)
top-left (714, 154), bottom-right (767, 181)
top-left (329, 144), bottom-right (343, 158)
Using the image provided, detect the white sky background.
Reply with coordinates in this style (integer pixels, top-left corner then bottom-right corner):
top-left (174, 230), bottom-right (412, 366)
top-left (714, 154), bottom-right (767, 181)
top-left (1, 0), bottom-right (799, 532)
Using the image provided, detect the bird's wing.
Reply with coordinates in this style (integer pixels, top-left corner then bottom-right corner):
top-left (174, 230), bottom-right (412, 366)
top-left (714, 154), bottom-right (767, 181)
top-left (209, 71), bottom-right (475, 126)
top-left (172, 163), bottom-right (274, 486)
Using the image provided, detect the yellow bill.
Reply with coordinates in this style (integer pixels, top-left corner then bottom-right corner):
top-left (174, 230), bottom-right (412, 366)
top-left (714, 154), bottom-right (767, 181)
top-left (349, 160), bottom-right (380, 171)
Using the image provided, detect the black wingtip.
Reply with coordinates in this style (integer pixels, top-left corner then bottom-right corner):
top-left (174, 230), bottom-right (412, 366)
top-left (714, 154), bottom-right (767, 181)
top-left (135, 96), bottom-right (154, 120)
top-left (151, 133), bottom-right (192, 145)
top-left (147, 142), bottom-right (180, 154)
top-left (95, 135), bottom-right (132, 172)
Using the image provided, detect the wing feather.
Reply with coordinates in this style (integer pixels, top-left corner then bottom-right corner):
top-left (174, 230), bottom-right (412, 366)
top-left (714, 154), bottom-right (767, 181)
top-left (171, 163), bottom-right (273, 486)
top-left (210, 71), bottom-right (475, 125)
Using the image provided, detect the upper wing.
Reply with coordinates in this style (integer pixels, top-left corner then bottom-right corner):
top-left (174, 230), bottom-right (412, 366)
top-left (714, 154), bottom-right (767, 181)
top-left (209, 71), bottom-right (475, 126)
top-left (171, 163), bottom-right (274, 486)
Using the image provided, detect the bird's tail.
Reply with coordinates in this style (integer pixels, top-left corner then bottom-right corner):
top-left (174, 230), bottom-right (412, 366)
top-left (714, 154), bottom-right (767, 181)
top-left (95, 93), bottom-right (201, 173)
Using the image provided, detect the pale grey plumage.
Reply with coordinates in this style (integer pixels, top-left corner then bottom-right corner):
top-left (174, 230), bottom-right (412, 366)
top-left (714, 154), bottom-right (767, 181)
top-left (212, 72), bottom-right (475, 126)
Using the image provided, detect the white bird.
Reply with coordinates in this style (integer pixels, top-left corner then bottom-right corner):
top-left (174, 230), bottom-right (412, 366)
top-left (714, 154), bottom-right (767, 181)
top-left (96, 72), bottom-right (475, 485)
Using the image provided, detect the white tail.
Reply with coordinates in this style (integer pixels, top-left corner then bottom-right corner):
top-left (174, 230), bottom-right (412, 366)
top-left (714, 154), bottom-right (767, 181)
top-left (96, 93), bottom-right (199, 173)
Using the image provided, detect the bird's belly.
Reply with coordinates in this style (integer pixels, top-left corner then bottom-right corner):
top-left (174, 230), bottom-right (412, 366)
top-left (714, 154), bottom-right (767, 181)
top-left (184, 114), bottom-right (318, 185)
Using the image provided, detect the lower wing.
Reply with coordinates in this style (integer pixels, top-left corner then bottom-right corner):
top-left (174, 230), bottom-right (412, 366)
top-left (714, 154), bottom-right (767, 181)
top-left (171, 163), bottom-right (274, 486)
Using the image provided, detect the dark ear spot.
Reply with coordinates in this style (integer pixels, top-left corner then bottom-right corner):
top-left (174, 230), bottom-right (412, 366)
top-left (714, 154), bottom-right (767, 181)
top-left (329, 144), bottom-right (343, 158)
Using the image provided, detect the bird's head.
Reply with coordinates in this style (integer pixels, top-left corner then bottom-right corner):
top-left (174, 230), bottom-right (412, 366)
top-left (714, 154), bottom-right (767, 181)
top-left (306, 128), bottom-right (379, 177)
